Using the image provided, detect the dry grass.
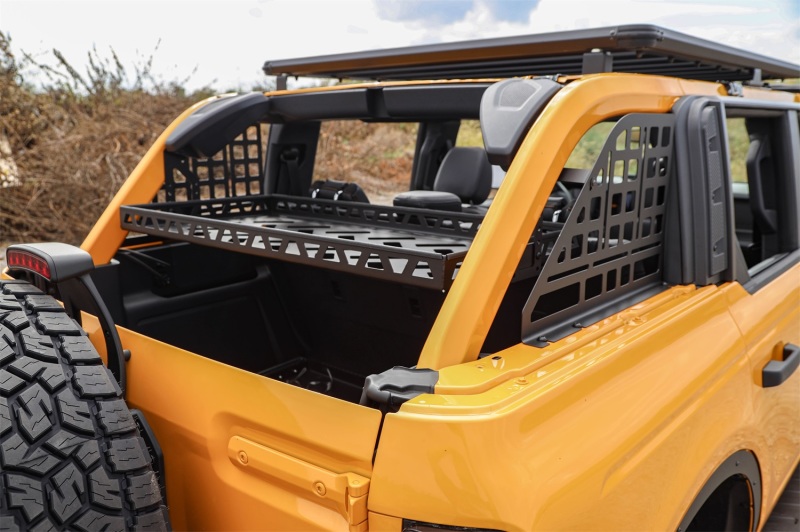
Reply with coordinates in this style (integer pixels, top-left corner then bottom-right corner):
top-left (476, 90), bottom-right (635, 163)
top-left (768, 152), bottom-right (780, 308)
top-left (0, 33), bottom-right (205, 245)
top-left (0, 93), bottom-right (197, 244)
top-left (0, 33), bottom-right (426, 246)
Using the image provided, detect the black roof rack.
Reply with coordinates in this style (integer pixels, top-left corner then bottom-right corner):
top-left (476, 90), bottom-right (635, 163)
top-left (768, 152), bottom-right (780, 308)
top-left (263, 24), bottom-right (799, 83)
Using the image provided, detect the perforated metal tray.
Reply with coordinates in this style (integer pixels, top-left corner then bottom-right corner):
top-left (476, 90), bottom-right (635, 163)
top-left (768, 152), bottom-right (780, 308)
top-left (120, 195), bottom-right (485, 290)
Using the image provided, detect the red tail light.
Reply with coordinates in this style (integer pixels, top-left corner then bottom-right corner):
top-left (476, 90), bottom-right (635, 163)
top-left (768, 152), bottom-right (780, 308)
top-left (6, 249), bottom-right (52, 280)
top-left (4, 243), bottom-right (94, 283)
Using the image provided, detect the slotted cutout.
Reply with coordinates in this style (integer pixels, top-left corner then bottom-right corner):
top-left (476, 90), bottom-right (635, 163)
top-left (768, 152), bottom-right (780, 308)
top-left (523, 114), bottom-right (675, 345)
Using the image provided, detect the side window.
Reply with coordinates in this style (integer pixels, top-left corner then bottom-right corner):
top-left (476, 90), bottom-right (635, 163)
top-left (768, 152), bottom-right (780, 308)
top-left (457, 119), bottom-right (505, 191)
top-left (455, 119), bottom-right (483, 148)
top-left (725, 109), bottom-right (800, 278)
top-left (565, 122), bottom-right (616, 169)
top-left (314, 120), bottom-right (417, 205)
top-left (459, 119), bottom-right (621, 198)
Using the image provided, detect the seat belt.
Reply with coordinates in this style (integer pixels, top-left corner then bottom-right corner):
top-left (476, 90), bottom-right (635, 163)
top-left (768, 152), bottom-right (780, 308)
top-left (279, 147), bottom-right (302, 196)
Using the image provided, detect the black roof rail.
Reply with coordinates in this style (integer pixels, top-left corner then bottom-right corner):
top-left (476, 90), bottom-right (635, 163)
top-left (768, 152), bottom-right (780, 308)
top-left (263, 24), bottom-right (799, 83)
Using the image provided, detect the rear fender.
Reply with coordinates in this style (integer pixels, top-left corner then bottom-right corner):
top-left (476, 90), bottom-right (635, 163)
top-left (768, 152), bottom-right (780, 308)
top-left (678, 450), bottom-right (761, 532)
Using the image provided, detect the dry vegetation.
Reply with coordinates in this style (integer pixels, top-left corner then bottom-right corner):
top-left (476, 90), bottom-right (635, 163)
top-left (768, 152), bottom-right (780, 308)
top-left (315, 120), bottom-right (417, 204)
top-left (0, 33), bottom-right (426, 248)
top-left (0, 33), bottom-right (207, 246)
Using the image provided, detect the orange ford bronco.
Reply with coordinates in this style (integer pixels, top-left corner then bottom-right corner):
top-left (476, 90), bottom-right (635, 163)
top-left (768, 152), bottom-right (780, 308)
top-left (2, 24), bottom-right (799, 531)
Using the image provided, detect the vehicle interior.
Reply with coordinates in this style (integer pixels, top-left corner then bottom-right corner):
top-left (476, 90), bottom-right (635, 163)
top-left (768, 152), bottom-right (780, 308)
top-left (726, 108), bottom-right (800, 278)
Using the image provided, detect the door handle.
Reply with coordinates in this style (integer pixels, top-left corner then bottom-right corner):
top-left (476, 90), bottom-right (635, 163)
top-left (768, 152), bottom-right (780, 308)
top-left (762, 343), bottom-right (800, 388)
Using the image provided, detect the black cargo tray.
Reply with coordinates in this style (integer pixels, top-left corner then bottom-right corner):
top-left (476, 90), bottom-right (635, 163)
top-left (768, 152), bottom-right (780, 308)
top-left (120, 195), bottom-right (484, 290)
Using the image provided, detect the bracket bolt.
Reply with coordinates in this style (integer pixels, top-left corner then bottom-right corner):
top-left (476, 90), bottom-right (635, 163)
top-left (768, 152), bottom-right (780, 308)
top-left (238, 451), bottom-right (248, 465)
top-left (314, 481), bottom-right (327, 496)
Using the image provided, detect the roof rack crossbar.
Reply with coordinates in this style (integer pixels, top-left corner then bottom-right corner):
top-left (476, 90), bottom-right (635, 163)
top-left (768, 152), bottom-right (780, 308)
top-left (263, 24), bottom-right (799, 83)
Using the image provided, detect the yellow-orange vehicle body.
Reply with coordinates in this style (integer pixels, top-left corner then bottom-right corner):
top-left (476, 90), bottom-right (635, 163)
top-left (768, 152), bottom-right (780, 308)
top-left (67, 72), bottom-right (799, 531)
top-left (4, 25), bottom-right (799, 532)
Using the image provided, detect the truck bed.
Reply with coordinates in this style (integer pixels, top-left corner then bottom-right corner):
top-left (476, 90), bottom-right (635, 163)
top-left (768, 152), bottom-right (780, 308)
top-left (106, 196), bottom-right (555, 403)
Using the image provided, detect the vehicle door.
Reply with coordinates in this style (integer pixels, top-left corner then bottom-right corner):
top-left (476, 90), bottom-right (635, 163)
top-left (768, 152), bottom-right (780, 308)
top-left (721, 101), bottom-right (800, 520)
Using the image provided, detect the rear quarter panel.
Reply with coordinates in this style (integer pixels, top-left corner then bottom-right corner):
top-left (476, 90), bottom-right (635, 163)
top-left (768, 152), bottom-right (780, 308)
top-left (369, 285), bottom-right (764, 530)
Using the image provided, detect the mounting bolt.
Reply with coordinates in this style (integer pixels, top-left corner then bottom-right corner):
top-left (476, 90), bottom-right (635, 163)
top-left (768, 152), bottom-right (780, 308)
top-left (537, 336), bottom-right (548, 343)
top-left (123, 349), bottom-right (131, 361)
top-left (238, 451), bottom-right (248, 465)
top-left (516, 377), bottom-right (528, 385)
top-left (314, 481), bottom-right (327, 497)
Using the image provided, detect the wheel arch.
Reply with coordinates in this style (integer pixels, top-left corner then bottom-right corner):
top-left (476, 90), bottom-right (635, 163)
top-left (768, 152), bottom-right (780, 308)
top-left (678, 449), bottom-right (762, 532)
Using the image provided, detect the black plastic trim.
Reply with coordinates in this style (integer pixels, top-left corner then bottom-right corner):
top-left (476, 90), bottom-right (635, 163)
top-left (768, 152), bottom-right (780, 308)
top-left (672, 97), bottom-right (738, 286)
top-left (360, 366), bottom-right (438, 413)
top-left (6, 242), bottom-right (95, 283)
top-left (527, 285), bottom-right (665, 347)
top-left (383, 84), bottom-right (488, 119)
top-left (59, 275), bottom-right (128, 396)
top-left (762, 343), bottom-right (800, 388)
top-left (402, 519), bottom-right (502, 532)
top-left (677, 450), bottom-right (761, 532)
top-left (266, 84), bottom-right (491, 122)
top-left (775, 111), bottom-right (800, 252)
top-left (268, 89), bottom-right (372, 121)
top-left (165, 92), bottom-right (270, 158)
top-left (742, 249), bottom-right (800, 293)
top-left (480, 78), bottom-right (561, 169)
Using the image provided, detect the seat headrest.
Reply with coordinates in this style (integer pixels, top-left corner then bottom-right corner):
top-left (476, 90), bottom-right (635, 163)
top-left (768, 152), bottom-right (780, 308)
top-left (433, 147), bottom-right (493, 205)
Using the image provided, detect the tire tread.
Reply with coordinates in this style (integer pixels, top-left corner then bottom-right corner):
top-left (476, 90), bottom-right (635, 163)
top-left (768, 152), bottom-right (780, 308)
top-left (0, 281), bottom-right (169, 531)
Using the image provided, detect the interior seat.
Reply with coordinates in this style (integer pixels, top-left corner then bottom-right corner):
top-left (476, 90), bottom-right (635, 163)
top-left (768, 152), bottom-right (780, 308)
top-left (394, 147), bottom-right (493, 213)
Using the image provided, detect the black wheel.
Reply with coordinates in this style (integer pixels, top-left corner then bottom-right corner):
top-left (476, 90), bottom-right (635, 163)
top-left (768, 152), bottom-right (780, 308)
top-left (0, 280), bottom-right (170, 531)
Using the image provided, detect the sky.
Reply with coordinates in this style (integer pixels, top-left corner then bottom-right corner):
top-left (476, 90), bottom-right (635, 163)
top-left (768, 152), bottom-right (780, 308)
top-left (2, 0), bottom-right (799, 93)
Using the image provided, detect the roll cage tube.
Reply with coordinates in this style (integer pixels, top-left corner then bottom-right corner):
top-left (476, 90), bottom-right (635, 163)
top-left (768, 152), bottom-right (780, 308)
top-left (417, 75), bottom-right (728, 370)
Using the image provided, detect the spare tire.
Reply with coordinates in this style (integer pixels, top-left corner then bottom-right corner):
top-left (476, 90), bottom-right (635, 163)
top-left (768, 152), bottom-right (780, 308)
top-left (0, 280), bottom-right (170, 531)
